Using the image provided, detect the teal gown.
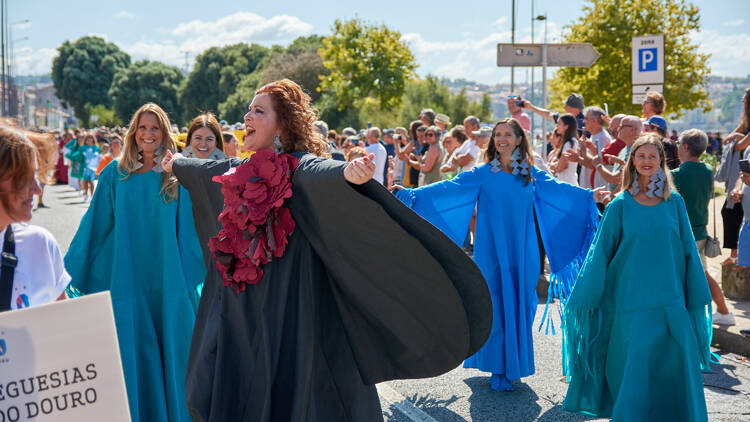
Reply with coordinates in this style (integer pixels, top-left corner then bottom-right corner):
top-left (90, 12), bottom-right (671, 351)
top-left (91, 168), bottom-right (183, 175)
top-left (395, 165), bottom-right (598, 384)
top-left (64, 161), bottom-right (206, 422)
top-left (562, 191), bottom-right (712, 421)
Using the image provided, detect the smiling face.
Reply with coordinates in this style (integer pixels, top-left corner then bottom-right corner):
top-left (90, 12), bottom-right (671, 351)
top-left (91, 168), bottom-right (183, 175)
top-left (493, 123), bottom-right (520, 156)
top-left (443, 136), bottom-right (458, 155)
top-left (242, 94), bottom-right (279, 152)
top-left (633, 143), bottom-right (661, 178)
top-left (135, 112), bottom-right (163, 154)
top-left (189, 127), bottom-right (217, 159)
top-left (0, 157), bottom-right (41, 223)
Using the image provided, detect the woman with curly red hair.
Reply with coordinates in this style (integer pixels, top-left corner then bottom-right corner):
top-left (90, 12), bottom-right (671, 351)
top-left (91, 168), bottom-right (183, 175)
top-left (162, 79), bottom-right (491, 421)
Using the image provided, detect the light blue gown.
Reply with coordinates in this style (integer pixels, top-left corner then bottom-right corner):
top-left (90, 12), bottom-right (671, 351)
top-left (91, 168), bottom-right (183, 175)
top-left (395, 164), bottom-right (598, 383)
top-left (562, 191), bottom-right (712, 421)
top-left (64, 161), bottom-right (206, 422)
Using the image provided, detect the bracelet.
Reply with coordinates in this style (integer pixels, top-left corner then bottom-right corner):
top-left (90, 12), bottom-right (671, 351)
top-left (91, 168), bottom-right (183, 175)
top-left (595, 162), bottom-right (603, 169)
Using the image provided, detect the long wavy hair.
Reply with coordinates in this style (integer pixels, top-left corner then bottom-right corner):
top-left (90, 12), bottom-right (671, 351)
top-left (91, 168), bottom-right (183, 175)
top-left (556, 113), bottom-right (579, 158)
top-left (119, 103), bottom-right (179, 202)
top-left (254, 79), bottom-right (330, 157)
top-left (621, 133), bottom-right (673, 201)
top-left (484, 118), bottom-right (534, 185)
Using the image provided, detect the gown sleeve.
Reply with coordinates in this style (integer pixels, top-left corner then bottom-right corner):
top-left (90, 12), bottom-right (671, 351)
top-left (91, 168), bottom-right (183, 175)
top-left (561, 195), bottom-right (621, 417)
top-left (290, 156), bottom-right (492, 384)
top-left (674, 193), bottom-right (714, 369)
top-left (531, 167), bottom-right (600, 328)
top-left (64, 161), bottom-right (118, 294)
top-left (393, 168), bottom-right (482, 245)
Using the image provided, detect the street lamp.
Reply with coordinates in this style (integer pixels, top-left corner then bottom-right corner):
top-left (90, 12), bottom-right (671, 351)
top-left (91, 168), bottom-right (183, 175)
top-left (534, 13), bottom-right (549, 151)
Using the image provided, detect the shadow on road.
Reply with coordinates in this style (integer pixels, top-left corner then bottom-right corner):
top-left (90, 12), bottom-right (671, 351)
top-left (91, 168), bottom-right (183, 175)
top-left (703, 358), bottom-right (748, 396)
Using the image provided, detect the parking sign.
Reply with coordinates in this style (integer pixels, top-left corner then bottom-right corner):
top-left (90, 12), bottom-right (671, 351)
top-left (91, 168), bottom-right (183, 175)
top-left (632, 35), bottom-right (664, 85)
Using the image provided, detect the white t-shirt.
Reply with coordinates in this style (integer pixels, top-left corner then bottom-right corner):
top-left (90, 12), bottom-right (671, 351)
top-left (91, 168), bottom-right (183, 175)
top-left (365, 142), bottom-right (388, 184)
top-left (0, 223), bottom-right (70, 311)
top-left (455, 139), bottom-right (481, 173)
top-left (555, 142), bottom-right (579, 186)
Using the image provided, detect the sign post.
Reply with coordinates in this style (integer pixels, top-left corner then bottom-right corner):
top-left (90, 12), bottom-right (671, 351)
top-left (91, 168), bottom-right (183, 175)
top-left (0, 292), bottom-right (130, 421)
top-left (631, 34), bottom-right (665, 104)
top-left (497, 42), bottom-right (600, 149)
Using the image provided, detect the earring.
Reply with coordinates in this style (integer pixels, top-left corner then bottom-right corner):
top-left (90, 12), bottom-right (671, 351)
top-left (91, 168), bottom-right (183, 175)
top-left (490, 151), bottom-right (501, 173)
top-left (632, 169), bottom-right (640, 195)
top-left (509, 147), bottom-right (529, 176)
top-left (646, 167), bottom-right (666, 198)
top-left (273, 134), bottom-right (283, 153)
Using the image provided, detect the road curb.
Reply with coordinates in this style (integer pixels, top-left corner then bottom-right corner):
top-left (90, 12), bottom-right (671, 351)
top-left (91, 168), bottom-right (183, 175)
top-left (712, 327), bottom-right (750, 358)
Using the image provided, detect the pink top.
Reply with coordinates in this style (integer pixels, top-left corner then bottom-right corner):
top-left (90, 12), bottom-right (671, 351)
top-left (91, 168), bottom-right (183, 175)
top-left (512, 111), bottom-right (531, 132)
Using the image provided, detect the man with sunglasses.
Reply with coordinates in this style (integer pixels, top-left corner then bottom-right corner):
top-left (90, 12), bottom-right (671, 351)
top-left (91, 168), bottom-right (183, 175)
top-left (592, 115), bottom-right (643, 190)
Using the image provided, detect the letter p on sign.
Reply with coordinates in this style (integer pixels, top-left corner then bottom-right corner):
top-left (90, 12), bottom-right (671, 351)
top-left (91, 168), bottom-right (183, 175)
top-left (639, 48), bottom-right (657, 71)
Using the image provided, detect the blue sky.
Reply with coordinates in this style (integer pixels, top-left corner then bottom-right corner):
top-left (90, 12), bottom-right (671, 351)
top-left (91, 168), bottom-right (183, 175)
top-left (11, 0), bottom-right (750, 84)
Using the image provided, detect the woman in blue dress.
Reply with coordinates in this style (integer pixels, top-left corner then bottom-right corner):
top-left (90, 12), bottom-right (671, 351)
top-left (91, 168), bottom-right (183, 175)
top-left (562, 134), bottom-right (712, 421)
top-left (395, 118), bottom-right (605, 391)
top-left (64, 103), bottom-right (206, 421)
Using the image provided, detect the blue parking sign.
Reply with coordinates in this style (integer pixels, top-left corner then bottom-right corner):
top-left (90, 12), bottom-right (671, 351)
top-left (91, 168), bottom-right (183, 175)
top-left (639, 48), bottom-right (658, 72)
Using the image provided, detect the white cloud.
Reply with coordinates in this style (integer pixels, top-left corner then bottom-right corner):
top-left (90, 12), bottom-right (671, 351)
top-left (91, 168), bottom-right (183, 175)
top-left (724, 19), bottom-right (744, 27)
top-left (171, 12), bottom-right (312, 44)
top-left (12, 20), bottom-right (31, 30)
top-left (15, 47), bottom-right (57, 75)
top-left (403, 20), bottom-right (564, 84)
top-left (115, 11), bottom-right (135, 20)
top-left (690, 29), bottom-right (750, 76)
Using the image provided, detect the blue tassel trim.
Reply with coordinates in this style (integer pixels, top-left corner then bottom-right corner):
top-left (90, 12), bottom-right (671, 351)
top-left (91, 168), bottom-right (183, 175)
top-left (539, 199), bottom-right (599, 335)
top-left (65, 285), bottom-right (83, 298)
top-left (689, 304), bottom-right (719, 368)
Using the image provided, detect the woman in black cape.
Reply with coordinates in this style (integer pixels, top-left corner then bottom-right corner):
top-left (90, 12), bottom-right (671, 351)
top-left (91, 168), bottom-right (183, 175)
top-left (162, 79), bottom-right (492, 421)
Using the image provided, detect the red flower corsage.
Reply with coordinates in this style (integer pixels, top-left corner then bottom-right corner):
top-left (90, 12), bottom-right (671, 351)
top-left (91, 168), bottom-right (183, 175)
top-left (208, 149), bottom-right (299, 292)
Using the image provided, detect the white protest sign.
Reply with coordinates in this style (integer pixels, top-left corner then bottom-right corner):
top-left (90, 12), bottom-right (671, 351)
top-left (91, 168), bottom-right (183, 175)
top-left (0, 292), bottom-right (130, 421)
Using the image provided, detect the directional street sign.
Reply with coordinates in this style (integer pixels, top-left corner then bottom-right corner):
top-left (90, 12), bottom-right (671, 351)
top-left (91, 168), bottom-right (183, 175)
top-left (496, 43), bottom-right (600, 67)
top-left (632, 84), bottom-right (664, 105)
top-left (632, 35), bottom-right (664, 85)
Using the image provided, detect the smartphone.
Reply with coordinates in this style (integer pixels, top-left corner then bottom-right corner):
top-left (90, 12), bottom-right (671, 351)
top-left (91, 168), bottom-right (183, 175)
top-left (367, 121), bottom-right (372, 129)
top-left (508, 95), bottom-right (523, 107)
top-left (740, 159), bottom-right (750, 174)
top-left (604, 103), bottom-right (609, 116)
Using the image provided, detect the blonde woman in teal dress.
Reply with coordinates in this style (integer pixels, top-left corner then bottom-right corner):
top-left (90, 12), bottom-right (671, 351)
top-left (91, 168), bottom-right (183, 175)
top-left (563, 134), bottom-right (712, 421)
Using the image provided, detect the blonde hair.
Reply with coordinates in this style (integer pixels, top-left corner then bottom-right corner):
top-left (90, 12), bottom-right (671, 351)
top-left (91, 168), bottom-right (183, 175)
top-left (119, 103), bottom-right (179, 202)
top-left (621, 133), bottom-right (673, 200)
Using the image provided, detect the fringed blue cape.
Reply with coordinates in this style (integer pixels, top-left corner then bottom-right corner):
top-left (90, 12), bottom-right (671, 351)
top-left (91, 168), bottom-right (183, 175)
top-left (395, 165), bottom-right (598, 380)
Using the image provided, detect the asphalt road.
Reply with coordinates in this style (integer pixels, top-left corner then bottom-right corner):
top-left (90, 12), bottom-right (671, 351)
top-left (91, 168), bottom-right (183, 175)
top-left (32, 183), bottom-right (750, 421)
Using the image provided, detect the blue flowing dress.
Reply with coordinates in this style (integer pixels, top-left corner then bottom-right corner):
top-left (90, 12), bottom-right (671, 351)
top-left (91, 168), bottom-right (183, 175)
top-left (64, 161), bottom-right (206, 422)
top-left (395, 164), bottom-right (598, 382)
top-left (562, 191), bottom-right (712, 421)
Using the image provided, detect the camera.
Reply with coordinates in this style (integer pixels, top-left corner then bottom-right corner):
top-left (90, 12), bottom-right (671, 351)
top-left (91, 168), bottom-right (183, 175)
top-left (509, 95), bottom-right (524, 107)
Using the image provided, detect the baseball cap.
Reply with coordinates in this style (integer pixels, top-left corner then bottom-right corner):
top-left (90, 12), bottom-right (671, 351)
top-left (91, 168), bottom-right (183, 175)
top-left (646, 115), bottom-right (668, 131)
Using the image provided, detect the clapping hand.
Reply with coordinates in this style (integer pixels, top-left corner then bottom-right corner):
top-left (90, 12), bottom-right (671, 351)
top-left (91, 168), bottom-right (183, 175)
top-left (604, 154), bottom-right (625, 166)
top-left (593, 186), bottom-right (611, 203)
top-left (564, 149), bottom-right (582, 163)
top-left (344, 153), bottom-right (376, 185)
top-left (161, 150), bottom-right (183, 173)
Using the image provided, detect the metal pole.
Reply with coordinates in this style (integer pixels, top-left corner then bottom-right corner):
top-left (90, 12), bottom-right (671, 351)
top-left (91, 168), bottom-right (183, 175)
top-left (542, 22), bottom-right (548, 154)
top-left (510, 0), bottom-right (515, 94)
top-left (530, 0), bottom-right (535, 138)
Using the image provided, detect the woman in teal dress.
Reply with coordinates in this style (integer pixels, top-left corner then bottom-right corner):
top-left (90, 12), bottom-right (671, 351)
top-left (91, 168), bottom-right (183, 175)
top-left (64, 103), bottom-right (205, 422)
top-left (562, 134), bottom-right (712, 421)
top-left (395, 118), bottom-right (604, 391)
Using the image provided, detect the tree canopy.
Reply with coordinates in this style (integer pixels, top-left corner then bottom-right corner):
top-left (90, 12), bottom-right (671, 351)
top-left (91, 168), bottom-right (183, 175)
top-left (179, 43), bottom-right (269, 122)
top-left (51, 36), bottom-right (131, 123)
top-left (319, 18), bottom-right (416, 111)
top-left (548, 0), bottom-right (711, 117)
top-left (109, 60), bottom-right (185, 123)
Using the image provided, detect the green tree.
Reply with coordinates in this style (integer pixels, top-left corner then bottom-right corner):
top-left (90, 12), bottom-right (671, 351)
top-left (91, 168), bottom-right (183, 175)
top-left (179, 43), bottom-right (269, 122)
top-left (399, 76), bottom-right (493, 125)
top-left (319, 18), bottom-right (416, 111)
top-left (261, 50), bottom-right (329, 102)
top-left (109, 60), bottom-right (185, 123)
top-left (84, 104), bottom-right (121, 128)
top-left (51, 36), bottom-right (131, 123)
top-left (548, 0), bottom-right (711, 117)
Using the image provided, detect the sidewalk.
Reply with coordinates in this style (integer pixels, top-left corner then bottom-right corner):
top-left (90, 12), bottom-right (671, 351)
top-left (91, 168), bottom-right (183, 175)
top-left (707, 191), bottom-right (750, 358)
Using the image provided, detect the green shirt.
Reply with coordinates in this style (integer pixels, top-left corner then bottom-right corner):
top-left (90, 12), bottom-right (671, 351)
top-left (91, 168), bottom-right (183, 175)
top-left (671, 161), bottom-right (713, 241)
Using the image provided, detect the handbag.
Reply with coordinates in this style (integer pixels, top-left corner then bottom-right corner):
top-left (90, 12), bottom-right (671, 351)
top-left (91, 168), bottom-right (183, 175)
top-left (704, 178), bottom-right (721, 258)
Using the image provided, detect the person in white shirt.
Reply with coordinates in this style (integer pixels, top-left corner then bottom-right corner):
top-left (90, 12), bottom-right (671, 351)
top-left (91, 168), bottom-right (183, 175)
top-left (452, 116), bottom-right (482, 173)
top-left (0, 126), bottom-right (69, 312)
top-left (366, 127), bottom-right (387, 184)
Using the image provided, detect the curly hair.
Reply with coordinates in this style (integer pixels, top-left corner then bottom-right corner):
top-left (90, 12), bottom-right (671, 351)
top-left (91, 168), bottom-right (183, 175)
top-left (255, 79), bottom-right (330, 157)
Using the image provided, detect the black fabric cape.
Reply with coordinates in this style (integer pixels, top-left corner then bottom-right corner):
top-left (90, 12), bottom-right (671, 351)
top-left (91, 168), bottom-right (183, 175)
top-left (173, 153), bottom-right (491, 422)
